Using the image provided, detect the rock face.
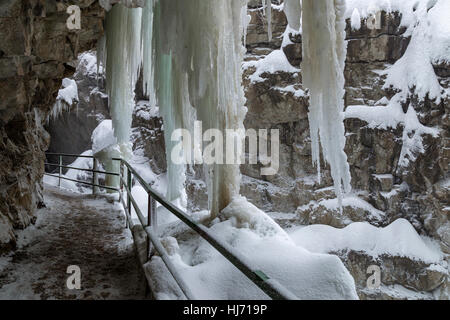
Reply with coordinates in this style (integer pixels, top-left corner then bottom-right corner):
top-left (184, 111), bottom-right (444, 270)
top-left (46, 52), bottom-right (110, 170)
top-left (185, 2), bottom-right (449, 299)
top-left (1, 0), bottom-right (447, 300)
top-left (243, 3), bottom-right (449, 232)
top-left (131, 101), bottom-right (166, 175)
top-left (0, 0), bottom-right (105, 252)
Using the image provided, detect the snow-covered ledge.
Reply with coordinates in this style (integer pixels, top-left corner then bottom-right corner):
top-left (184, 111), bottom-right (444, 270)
top-left (92, 120), bottom-right (131, 192)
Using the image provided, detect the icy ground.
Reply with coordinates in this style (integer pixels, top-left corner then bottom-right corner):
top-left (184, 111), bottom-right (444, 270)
top-left (0, 185), bottom-right (147, 300)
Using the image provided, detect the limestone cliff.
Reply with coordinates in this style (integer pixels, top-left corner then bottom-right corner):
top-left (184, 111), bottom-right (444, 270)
top-left (0, 0), bottom-right (105, 252)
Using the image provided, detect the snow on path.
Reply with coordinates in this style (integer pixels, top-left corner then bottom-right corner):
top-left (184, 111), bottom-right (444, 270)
top-left (0, 185), bottom-right (147, 300)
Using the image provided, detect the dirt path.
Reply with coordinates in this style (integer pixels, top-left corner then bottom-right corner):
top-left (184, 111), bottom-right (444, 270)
top-left (0, 185), bottom-right (147, 300)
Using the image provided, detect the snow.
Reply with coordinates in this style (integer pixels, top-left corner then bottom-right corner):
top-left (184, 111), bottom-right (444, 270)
top-left (130, 185), bottom-right (148, 220)
top-left (350, 8), bottom-right (361, 30)
top-left (221, 196), bottom-right (290, 240)
top-left (242, 50), bottom-right (300, 83)
top-left (345, 0), bottom-right (450, 102)
top-left (92, 120), bottom-right (118, 156)
top-left (281, 25), bottom-right (301, 48)
top-left (58, 78), bottom-right (79, 106)
top-left (43, 150), bottom-right (98, 194)
top-left (289, 218), bottom-right (445, 264)
top-left (134, 101), bottom-right (160, 121)
top-left (91, 119), bottom-right (126, 188)
top-left (344, 0), bottom-right (449, 34)
top-left (77, 51), bottom-right (102, 76)
top-left (274, 84), bottom-right (306, 98)
top-left (362, 284), bottom-right (435, 300)
top-left (382, 15), bottom-right (443, 102)
top-left (49, 78), bottom-right (79, 120)
top-left (147, 196), bottom-right (359, 300)
top-left (0, 186), bottom-right (144, 300)
top-left (398, 105), bottom-right (440, 167)
top-left (345, 99), bottom-right (404, 130)
top-left (299, 195), bottom-right (386, 222)
top-left (345, 94), bottom-right (440, 168)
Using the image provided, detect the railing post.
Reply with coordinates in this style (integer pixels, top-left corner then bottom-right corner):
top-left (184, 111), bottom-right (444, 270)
top-left (119, 161), bottom-right (123, 203)
top-left (58, 155), bottom-right (62, 188)
top-left (147, 193), bottom-right (157, 259)
top-left (148, 195), bottom-right (157, 232)
top-left (127, 166), bottom-right (132, 217)
top-left (92, 158), bottom-right (98, 195)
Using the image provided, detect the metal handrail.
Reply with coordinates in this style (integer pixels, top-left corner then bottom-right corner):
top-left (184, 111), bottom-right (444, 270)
top-left (45, 163), bottom-right (120, 177)
top-left (44, 173), bottom-right (119, 192)
top-left (44, 154), bottom-right (119, 193)
top-left (44, 152), bottom-right (298, 300)
top-left (46, 152), bottom-right (97, 159)
top-left (114, 158), bottom-right (298, 300)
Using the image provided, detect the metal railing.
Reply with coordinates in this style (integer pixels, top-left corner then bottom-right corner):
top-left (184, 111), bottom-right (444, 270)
top-left (44, 153), bottom-right (298, 300)
top-left (45, 153), bottom-right (120, 193)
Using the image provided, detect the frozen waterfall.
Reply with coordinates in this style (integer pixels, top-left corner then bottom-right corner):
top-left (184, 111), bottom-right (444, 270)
top-left (151, 0), bottom-right (248, 216)
top-left (99, 0), bottom-right (352, 213)
top-left (301, 0), bottom-right (352, 204)
top-left (97, 3), bottom-right (143, 189)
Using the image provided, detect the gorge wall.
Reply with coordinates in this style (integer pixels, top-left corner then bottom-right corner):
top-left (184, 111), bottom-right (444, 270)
top-left (1, 0), bottom-right (447, 299)
top-left (238, 4), bottom-right (449, 251)
top-left (185, 2), bottom-right (449, 298)
top-left (0, 0), bottom-right (105, 252)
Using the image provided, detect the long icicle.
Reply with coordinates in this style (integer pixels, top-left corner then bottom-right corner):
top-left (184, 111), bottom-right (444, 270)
top-left (150, 0), bottom-right (248, 217)
top-left (302, 0), bottom-right (351, 206)
top-left (99, 3), bottom-right (143, 189)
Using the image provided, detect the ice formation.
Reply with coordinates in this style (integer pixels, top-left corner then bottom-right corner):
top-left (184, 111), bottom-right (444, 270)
top-left (283, 0), bottom-right (302, 31)
top-left (350, 8), bottom-right (361, 30)
top-left (147, 197), bottom-right (359, 300)
top-left (97, 3), bottom-right (143, 187)
top-left (262, 0), bottom-right (272, 42)
top-left (49, 78), bottom-right (79, 120)
top-left (140, 0), bottom-right (156, 106)
top-left (98, 0), bottom-right (358, 211)
top-left (344, 0), bottom-right (448, 170)
top-left (97, 0), bottom-right (249, 211)
top-left (301, 0), bottom-right (352, 204)
top-left (383, 0), bottom-right (449, 102)
top-left (150, 0), bottom-right (248, 215)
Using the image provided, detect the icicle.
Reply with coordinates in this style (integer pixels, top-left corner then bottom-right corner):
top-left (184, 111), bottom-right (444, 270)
top-left (141, 0), bottom-right (156, 106)
top-left (283, 0), bottom-right (302, 31)
top-left (150, 0), bottom-right (248, 216)
top-left (302, 0), bottom-right (352, 206)
top-left (99, 4), bottom-right (143, 189)
top-left (265, 0), bottom-right (272, 42)
top-left (241, 4), bottom-right (251, 46)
